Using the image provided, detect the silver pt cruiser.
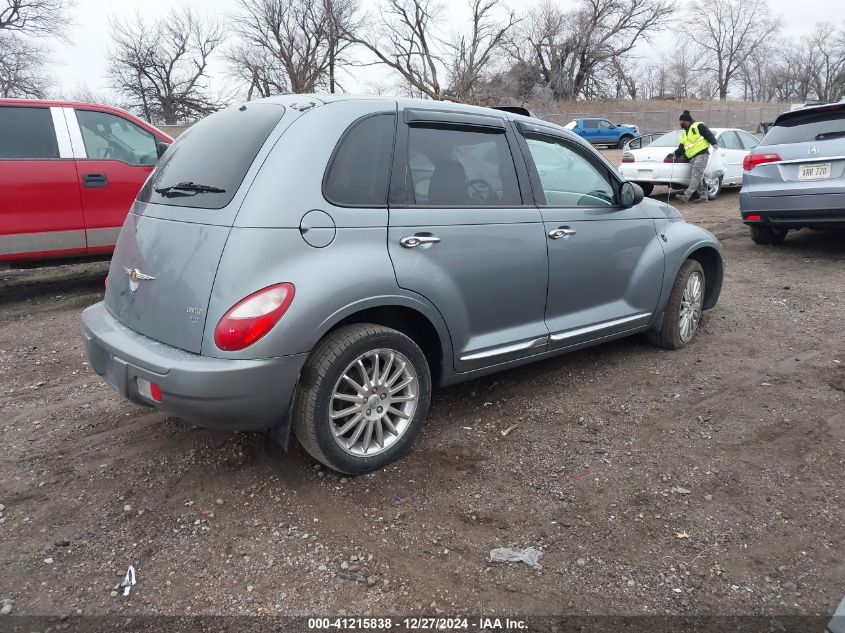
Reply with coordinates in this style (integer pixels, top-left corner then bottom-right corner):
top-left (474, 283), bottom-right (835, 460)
top-left (82, 95), bottom-right (724, 474)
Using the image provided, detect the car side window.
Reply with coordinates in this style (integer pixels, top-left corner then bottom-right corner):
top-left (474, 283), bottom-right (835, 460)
top-left (75, 110), bottom-right (158, 166)
top-left (523, 134), bottom-right (615, 207)
top-left (599, 120), bottom-right (614, 129)
top-left (737, 131), bottom-right (759, 150)
top-left (406, 126), bottom-right (521, 207)
top-left (324, 114), bottom-right (395, 206)
top-left (0, 106), bottom-right (59, 159)
top-left (717, 131), bottom-right (743, 150)
top-left (583, 120), bottom-right (598, 129)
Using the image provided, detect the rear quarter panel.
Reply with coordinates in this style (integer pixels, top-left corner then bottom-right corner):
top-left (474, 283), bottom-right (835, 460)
top-left (205, 99), bottom-right (453, 362)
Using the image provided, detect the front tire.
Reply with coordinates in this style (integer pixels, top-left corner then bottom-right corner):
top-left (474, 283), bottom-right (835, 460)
top-left (292, 324), bottom-right (432, 474)
top-left (651, 260), bottom-right (705, 350)
top-left (706, 176), bottom-right (722, 199)
top-left (749, 225), bottom-right (787, 245)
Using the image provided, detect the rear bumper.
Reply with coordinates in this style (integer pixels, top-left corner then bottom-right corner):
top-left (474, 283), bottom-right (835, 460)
top-left (619, 163), bottom-right (691, 185)
top-left (739, 191), bottom-right (845, 228)
top-left (81, 302), bottom-right (307, 431)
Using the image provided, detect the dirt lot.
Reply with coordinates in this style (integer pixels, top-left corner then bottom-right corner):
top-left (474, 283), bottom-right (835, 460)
top-left (1, 150), bottom-right (843, 622)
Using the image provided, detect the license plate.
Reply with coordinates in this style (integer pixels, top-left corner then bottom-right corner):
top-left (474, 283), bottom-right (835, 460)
top-left (799, 162), bottom-right (831, 180)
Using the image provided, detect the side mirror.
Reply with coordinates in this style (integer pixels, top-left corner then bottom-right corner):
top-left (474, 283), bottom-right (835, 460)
top-left (620, 181), bottom-right (644, 207)
top-left (156, 141), bottom-right (171, 159)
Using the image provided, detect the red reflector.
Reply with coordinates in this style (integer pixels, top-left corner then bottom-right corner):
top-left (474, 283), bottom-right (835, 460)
top-left (743, 152), bottom-right (781, 171)
top-left (214, 283), bottom-right (295, 351)
top-left (150, 383), bottom-right (163, 402)
top-left (746, 215), bottom-right (762, 221)
top-left (622, 153), bottom-right (635, 163)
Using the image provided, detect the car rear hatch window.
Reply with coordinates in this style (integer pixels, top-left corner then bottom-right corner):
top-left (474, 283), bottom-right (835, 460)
top-left (763, 107), bottom-right (845, 146)
top-left (106, 102), bottom-right (293, 353)
top-left (138, 103), bottom-right (286, 209)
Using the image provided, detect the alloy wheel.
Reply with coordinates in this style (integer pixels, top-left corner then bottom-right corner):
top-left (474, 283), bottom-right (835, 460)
top-left (679, 272), bottom-right (703, 343)
top-left (329, 349), bottom-right (418, 457)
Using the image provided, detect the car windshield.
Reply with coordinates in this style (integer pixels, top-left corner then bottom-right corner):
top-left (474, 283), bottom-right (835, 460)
top-left (646, 131), bottom-right (682, 148)
top-left (763, 108), bottom-right (845, 145)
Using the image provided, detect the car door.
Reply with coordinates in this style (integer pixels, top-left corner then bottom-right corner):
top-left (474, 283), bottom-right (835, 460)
top-left (514, 123), bottom-right (665, 351)
top-left (597, 119), bottom-right (617, 144)
top-left (387, 109), bottom-right (550, 373)
top-left (581, 119), bottom-right (599, 143)
top-left (69, 108), bottom-right (161, 253)
top-left (0, 105), bottom-right (86, 262)
top-left (716, 131), bottom-right (745, 185)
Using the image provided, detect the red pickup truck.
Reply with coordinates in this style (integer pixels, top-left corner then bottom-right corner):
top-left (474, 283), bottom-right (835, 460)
top-left (0, 99), bottom-right (172, 265)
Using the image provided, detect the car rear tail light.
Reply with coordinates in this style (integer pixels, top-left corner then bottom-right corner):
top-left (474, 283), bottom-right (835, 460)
top-left (746, 214), bottom-right (762, 221)
top-left (214, 283), bottom-right (295, 351)
top-left (622, 152), bottom-right (635, 163)
top-left (743, 152), bottom-right (781, 171)
top-left (137, 378), bottom-right (162, 402)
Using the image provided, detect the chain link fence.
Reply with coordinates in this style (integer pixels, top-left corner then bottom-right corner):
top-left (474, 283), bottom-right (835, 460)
top-left (535, 104), bottom-right (786, 135)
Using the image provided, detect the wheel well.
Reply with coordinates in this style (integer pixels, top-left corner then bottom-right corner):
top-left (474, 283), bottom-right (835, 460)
top-left (328, 306), bottom-right (445, 385)
top-left (687, 247), bottom-right (723, 309)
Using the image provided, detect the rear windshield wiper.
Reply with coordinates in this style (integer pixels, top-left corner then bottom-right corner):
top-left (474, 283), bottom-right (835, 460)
top-left (814, 131), bottom-right (845, 141)
top-left (154, 181), bottom-right (226, 197)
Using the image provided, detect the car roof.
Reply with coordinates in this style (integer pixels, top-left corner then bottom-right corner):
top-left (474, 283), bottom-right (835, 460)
top-left (773, 101), bottom-right (845, 126)
top-left (254, 93), bottom-right (564, 131)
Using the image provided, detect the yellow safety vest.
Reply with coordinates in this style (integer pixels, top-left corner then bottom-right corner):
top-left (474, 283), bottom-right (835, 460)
top-left (680, 122), bottom-right (711, 159)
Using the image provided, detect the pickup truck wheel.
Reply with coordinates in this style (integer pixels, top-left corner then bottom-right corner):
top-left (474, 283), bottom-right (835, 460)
top-left (617, 134), bottom-right (634, 149)
top-left (651, 260), bottom-right (705, 350)
top-left (749, 225), bottom-right (787, 245)
top-left (292, 324), bottom-right (431, 475)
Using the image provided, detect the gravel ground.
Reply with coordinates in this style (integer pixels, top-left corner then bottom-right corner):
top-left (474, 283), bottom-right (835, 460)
top-left (0, 150), bottom-right (843, 620)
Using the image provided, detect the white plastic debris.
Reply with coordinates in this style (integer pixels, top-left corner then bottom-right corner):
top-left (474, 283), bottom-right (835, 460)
top-left (121, 565), bottom-right (137, 596)
top-left (489, 547), bottom-right (543, 569)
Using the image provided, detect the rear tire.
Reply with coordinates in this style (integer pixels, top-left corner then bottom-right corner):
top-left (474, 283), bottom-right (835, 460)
top-left (651, 260), bottom-right (705, 350)
top-left (617, 135), bottom-right (634, 149)
top-left (749, 225), bottom-right (787, 245)
top-left (292, 324), bottom-right (431, 475)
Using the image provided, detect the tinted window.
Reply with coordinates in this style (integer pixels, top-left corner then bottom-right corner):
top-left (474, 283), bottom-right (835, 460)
top-left (598, 120), bottom-right (614, 129)
top-left (406, 126), bottom-right (520, 207)
top-left (718, 131), bottom-right (743, 150)
top-left (0, 106), bottom-right (59, 159)
top-left (139, 103), bottom-right (284, 209)
top-left (763, 108), bottom-right (845, 145)
top-left (736, 130), bottom-right (759, 150)
top-left (583, 120), bottom-right (599, 129)
top-left (76, 110), bottom-right (158, 165)
top-left (324, 114), bottom-right (395, 206)
top-left (523, 134), bottom-right (615, 207)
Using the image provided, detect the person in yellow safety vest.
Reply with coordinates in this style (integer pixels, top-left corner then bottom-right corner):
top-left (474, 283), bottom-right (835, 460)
top-left (673, 110), bottom-right (719, 204)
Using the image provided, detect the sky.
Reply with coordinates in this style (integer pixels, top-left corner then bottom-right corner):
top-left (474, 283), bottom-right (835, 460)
top-left (46, 0), bottom-right (845, 102)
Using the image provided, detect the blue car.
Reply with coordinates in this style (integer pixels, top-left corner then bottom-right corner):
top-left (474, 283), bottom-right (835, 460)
top-left (563, 118), bottom-right (640, 148)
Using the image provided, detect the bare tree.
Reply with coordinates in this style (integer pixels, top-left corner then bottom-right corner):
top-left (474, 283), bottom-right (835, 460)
top-left (688, 0), bottom-right (779, 101)
top-left (354, 0), bottom-right (515, 101)
top-left (109, 7), bottom-right (225, 124)
top-left (0, 31), bottom-right (50, 97)
top-left (67, 84), bottom-right (128, 108)
top-left (444, 0), bottom-right (517, 102)
top-left (231, 0), bottom-right (359, 96)
top-left (353, 0), bottom-right (444, 99)
top-left (511, 0), bottom-right (676, 101)
top-left (0, 0), bottom-right (74, 37)
top-left (806, 23), bottom-right (845, 102)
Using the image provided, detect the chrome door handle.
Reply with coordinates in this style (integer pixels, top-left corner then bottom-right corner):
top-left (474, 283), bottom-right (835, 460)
top-left (400, 235), bottom-right (441, 248)
top-left (548, 227), bottom-right (576, 240)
